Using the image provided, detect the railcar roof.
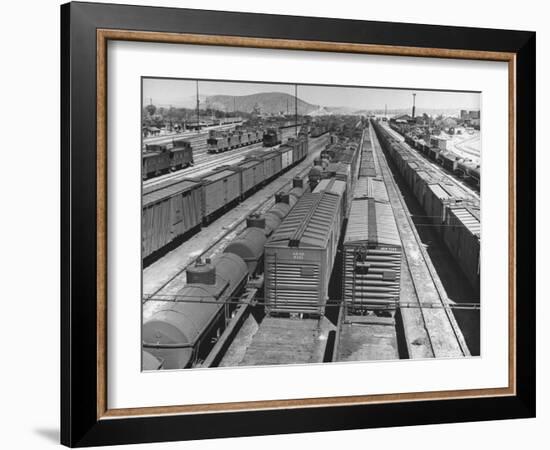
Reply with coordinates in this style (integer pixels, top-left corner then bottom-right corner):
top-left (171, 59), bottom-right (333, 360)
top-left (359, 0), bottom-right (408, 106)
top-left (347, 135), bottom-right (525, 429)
top-left (344, 198), bottom-right (401, 247)
top-left (142, 179), bottom-right (201, 206)
top-left (267, 193), bottom-right (339, 249)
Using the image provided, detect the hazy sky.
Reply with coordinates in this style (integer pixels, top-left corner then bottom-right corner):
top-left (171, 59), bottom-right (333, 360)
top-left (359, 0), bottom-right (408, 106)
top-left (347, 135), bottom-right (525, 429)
top-left (142, 78), bottom-right (480, 111)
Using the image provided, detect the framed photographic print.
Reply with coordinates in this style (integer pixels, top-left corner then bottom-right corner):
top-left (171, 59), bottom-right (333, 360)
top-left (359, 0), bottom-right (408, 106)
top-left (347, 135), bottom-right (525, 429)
top-left (61, 1), bottom-right (536, 447)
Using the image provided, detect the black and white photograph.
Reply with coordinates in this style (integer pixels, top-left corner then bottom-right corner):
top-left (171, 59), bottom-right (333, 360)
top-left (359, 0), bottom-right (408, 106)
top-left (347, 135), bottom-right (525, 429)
top-left (141, 78), bottom-right (481, 370)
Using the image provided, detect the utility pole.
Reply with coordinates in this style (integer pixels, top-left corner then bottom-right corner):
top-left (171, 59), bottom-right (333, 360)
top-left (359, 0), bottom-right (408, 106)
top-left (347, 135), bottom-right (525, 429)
top-left (195, 80), bottom-right (200, 131)
top-left (412, 93), bottom-right (416, 119)
top-left (384, 104), bottom-right (387, 119)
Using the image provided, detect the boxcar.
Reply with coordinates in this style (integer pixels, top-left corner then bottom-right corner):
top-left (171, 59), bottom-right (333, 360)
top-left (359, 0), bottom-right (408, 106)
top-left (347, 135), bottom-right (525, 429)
top-left (279, 144), bottom-right (293, 170)
top-left (200, 169), bottom-right (242, 219)
top-left (261, 151), bottom-right (283, 181)
top-left (264, 193), bottom-right (342, 315)
top-left (412, 170), bottom-right (441, 206)
top-left (342, 198), bottom-right (402, 315)
top-left (422, 181), bottom-right (469, 231)
top-left (142, 179), bottom-right (203, 258)
top-left (441, 205), bottom-right (481, 290)
top-left (313, 178), bottom-right (348, 220)
top-left (235, 159), bottom-right (265, 195)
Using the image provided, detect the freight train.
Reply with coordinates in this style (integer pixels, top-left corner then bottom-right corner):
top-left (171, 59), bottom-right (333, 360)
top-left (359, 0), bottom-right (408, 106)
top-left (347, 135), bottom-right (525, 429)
top-left (207, 128), bottom-right (264, 153)
top-left (394, 124), bottom-right (480, 189)
top-left (142, 135), bottom-right (309, 261)
top-left (373, 120), bottom-right (480, 291)
top-left (142, 138), bottom-right (194, 180)
top-left (142, 172), bottom-right (311, 370)
top-left (342, 130), bottom-right (402, 316)
top-left (263, 133), bottom-right (363, 316)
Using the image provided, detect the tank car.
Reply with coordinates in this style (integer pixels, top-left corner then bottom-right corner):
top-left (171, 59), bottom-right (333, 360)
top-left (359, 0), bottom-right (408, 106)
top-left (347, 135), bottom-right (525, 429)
top-left (142, 254), bottom-right (248, 369)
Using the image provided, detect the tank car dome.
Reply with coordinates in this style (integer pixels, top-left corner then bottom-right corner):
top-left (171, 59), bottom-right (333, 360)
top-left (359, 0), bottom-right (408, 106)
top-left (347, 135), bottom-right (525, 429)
top-left (246, 213), bottom-right (266, 230)
top-left (186, 258), bottom-right (216, 285)
top-left (224, 227), bottom-right (267, 275)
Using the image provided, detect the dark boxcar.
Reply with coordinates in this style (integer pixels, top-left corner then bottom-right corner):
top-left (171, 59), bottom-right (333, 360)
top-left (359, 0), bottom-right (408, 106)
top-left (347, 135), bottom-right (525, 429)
top-left (170, 146), bottom-right (193, 170)
top-left (142, 179), bottom-right (203, 258)
top-left (343, 198), bottom-right (402, 315)
top-left (200, 169), bottom-right (242, 219)
top-left (142, 151), bottom-right (171, 179)
top-left (264, 192), bottom-right (342, 315)
top-left (441, 205), bottom-right (481, 290)
top-left (263, 128), bottom-right (282, 147)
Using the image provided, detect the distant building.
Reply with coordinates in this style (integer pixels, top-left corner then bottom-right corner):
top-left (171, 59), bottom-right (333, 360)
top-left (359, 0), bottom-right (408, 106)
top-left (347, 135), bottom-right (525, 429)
top-left (469, 110), bottom-right (480, 119)
top-left (461, 110), bottom-right (469, 119)
top-left (391, 114), bottom-right (413, 124)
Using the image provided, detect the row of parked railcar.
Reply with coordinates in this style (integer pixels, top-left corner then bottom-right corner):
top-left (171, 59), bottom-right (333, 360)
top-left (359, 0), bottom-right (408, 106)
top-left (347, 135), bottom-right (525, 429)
top-left (393, 124), bottom-right (481, 189)
top-left (374, 120), bottom-right (480, 291)
top-left (142, 136), bottom-right (309, 261)
top-left (142, 138), bottom-right (194, 180)
top-left (341, 129), bottom-right (402, 316)
top-left (142, 172), bottom-right (311, 370)
top-left (263, 132), bottom-right (364, 316)
top-left (207, 128), bottom-right (264, 153)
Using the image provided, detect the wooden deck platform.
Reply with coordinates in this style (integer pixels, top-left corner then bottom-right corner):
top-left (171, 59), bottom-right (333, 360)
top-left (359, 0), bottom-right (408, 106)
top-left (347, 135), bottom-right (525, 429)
top-left (238, 317), bottom-right (334, 366)
top-left (336, 315), bottom-right (399, 362)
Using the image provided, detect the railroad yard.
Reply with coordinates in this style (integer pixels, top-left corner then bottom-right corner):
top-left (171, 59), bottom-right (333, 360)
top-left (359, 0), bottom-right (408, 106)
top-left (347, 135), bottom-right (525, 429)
top-left (141, 82), bottom-right (481, 370)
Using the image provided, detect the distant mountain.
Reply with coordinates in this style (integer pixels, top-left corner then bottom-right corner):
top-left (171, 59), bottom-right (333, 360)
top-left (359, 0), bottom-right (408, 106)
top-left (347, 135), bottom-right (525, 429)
top-left (206, 92), bottom-right (319, 115)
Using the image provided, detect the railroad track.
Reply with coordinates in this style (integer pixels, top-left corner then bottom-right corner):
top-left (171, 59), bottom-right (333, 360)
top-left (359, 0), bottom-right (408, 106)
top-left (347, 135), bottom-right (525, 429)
top-left (142, 139), bottom-right (326, 319)
top-left (370, 126), bottom-right (470, 358)
top-left (382, 123), bottom-right (480, 200)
